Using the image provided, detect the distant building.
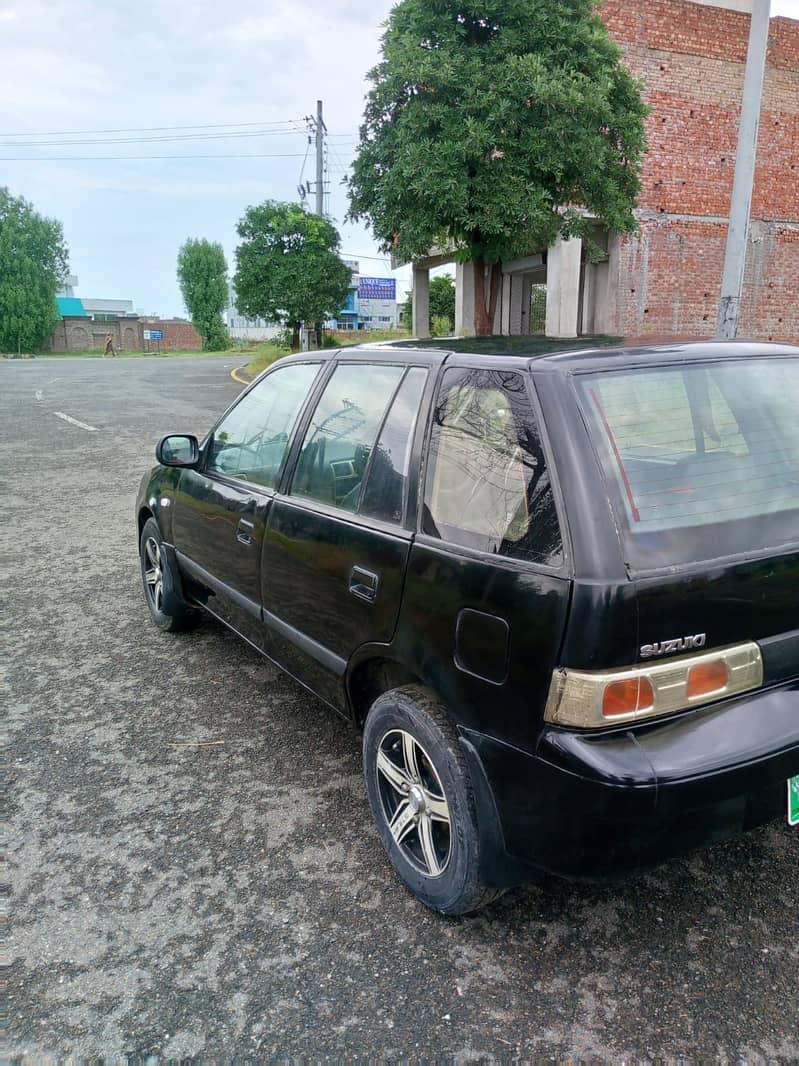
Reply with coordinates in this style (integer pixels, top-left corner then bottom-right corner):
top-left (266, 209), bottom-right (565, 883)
top-left (226, 281), bottom-right (280, 341)
top-left (358, 276), bottom-right (398, 330)
top-left (329, 261), bottom-right (399, 330)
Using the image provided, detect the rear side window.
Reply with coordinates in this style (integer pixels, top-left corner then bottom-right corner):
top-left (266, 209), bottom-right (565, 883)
top-left (578, 358), bottom-right (799, 568)
top-left (422, 368), bottom-right (562, 565)
top-left (360, 367), bottom-right (428, 524)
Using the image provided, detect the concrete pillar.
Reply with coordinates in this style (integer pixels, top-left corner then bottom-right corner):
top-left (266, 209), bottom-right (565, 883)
top-left (455, 261), bottom-right (475, 336)
top-left (521, 277), bottom-right (533, 336)
top-left (508, 276), bottom-right (525, 335)
top-left (412, 265), bottom-right (430, 339)
top-left (545, 235), bottom-right (583, 338)
top-left (495, 273), bottom-right (510, 334)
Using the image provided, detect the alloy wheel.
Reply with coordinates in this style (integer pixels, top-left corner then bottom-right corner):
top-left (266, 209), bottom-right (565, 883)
top-left (375, 729), bottom-right (452, 878)
top-left (143, 536), bottom-right (164, 614)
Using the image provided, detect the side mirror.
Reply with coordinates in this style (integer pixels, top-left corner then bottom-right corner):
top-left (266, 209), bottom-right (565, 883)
top-left (156, 434), bottom-right (199, 468)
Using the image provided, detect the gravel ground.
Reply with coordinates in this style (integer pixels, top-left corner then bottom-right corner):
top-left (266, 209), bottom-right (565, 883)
top-left (3, 356), bottom-right (797, 1061)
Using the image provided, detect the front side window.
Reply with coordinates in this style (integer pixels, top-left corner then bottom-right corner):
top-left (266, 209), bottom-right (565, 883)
top-left (206, 362), bottom-right (321, 489)
top-left (423, 368), bottom-right (563, 565)
top-left (577, 357), bottom-right (799, 568)
top-left (291, 363), bottom-right (405, 511)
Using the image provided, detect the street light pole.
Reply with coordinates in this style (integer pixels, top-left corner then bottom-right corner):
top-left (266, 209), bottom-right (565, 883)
top-left (716, 0), bottom-right (771, 340)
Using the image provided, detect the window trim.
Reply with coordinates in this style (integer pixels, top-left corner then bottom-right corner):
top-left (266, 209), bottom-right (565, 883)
top-left (417, 362), bottom-right (567, 573)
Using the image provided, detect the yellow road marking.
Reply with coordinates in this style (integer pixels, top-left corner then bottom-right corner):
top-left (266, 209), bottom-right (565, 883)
top-left (230, 365), bottom-right (252, 386)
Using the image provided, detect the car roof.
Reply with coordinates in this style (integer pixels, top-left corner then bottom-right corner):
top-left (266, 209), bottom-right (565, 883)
top-left (281, 338), bottom-right (799, 371)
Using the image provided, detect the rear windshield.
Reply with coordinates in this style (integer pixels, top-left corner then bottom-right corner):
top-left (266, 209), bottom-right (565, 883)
top-left (576, 357), bottom-right (799, 569)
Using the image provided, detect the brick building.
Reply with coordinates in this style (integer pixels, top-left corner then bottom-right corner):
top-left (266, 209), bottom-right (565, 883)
top-left (600, 0), bottom-right (799, 343)
top-left (411, 0), bottom-right (799, 344)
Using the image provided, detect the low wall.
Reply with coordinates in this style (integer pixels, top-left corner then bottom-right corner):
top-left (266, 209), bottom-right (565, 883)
top-left (47, 317), bottom-right (202, 352)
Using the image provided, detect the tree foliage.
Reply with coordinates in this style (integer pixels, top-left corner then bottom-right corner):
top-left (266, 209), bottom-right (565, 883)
top-left (177, 238), bottom-right (229, 351)
top-left (233, 201), bottom-right (352, 349)
top-left (347, 0), bottom-right (648, 333)
top-left (0, 187), bottom-right (68, 351)
top-left (430, 274), bottom-right (456, 329)
top-left (401, 273), bottom-right (456, 333)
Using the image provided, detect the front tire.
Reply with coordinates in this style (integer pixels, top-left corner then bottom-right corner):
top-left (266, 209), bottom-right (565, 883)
top-left (363, 685), bottom-right (501, 915)
top-left (139, 517), bottom-right (199, 632)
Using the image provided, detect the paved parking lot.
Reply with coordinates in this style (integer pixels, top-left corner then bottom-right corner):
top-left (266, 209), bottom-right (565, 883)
top-left (3, 356), bottom-right (797, 1060)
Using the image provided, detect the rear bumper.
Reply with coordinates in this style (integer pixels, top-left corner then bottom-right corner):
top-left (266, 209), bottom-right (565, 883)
top-left (461, 679), bottom-right (799, 886)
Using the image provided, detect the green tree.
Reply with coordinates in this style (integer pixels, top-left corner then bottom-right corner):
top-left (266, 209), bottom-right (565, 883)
top-left (348, 0), bottom-right (648, 334)
top-left (233, 201), bottom-right (352, 350)
top-left (177, 238), bottom-right (229, 351)
top-left (399, 273), bottom-right (456, 334)
top-left (0, 188), bottom-right (68, 352)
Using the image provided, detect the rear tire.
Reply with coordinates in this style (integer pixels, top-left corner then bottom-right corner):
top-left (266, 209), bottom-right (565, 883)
top-left (363, 685), bottom-right (502, 915)
top-left (139, 517), bottom-right (200, 633)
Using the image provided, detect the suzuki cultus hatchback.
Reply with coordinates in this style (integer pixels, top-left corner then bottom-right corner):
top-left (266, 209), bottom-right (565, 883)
top-left (137, 341), bottom-right (799, 913)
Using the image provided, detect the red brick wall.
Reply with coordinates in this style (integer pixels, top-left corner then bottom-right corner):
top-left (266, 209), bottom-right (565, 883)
top-left (46, 317), bottom-right (202, 352)
top-left (139, 320), bottom-right (201, 351)
top-left (599, 0), bottom-right (799, 343)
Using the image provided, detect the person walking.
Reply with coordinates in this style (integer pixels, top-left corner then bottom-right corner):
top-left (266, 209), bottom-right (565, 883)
top-left (103, 333), bottom-right (117, 358)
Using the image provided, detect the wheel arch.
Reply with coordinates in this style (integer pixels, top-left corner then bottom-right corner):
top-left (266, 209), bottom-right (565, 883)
top-left (346, 653), bottom-right (432, 730)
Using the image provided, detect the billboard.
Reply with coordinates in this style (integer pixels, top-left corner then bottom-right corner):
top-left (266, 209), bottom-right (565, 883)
top-left (358, 277), bottom-right (396, 301)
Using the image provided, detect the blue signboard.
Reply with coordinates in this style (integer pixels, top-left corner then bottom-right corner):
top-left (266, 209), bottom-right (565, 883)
top-left (144, 329), bottom-right (164, 341)
top-left (358, 277), bottom-right (396, 301)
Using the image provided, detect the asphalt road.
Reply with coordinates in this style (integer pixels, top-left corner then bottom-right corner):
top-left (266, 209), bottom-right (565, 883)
top-left (3, 356), bottom-right (797, 1061)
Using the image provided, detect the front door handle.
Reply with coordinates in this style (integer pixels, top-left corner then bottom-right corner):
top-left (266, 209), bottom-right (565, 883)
top-left (349, 566), bottom-right (379, 603)
top-left (236, 518), bottom-right (255, 546)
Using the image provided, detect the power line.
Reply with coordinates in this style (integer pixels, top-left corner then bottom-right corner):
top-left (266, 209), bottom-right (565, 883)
top-left (1, 129), bottom-right (307, 148)
top-left (0, 152), bottom-right (310, 161)
top-left (0, 118), bottom-right (304, 138)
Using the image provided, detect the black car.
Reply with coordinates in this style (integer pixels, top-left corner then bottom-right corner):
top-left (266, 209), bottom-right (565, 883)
top-left (136, 340), bottom-right (799, 914)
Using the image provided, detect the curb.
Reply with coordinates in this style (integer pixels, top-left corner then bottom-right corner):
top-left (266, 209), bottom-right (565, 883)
top-left (230, 365), bottom-right (253, 386)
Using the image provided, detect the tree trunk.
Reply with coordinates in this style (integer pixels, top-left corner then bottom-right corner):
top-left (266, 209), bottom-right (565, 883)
top-left (291, 321), bottom-right (301, 351)
top-left (472, 258), bottom-right (500, 336)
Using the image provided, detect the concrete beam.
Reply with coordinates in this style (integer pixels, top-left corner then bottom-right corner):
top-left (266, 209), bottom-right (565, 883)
top-left (412, 265), bottom-right (430, 339)
top-left (545, 236), bottom-right (583, 338)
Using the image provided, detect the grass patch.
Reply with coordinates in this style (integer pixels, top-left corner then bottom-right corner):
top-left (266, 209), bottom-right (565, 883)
top-left (242, 342), bottom-right (293, 377)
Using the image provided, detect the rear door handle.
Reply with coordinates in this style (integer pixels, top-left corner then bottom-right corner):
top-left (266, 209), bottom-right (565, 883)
top-left (349, 566), bottom-right (379, 603)
top-left (236, 518), bottom-right (255, 546)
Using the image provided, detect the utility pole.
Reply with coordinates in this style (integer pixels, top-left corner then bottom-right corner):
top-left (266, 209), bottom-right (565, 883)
top-left (315, 99), bottom-right (325, 217)
top-left (717, 0), bottom-right (771, 339)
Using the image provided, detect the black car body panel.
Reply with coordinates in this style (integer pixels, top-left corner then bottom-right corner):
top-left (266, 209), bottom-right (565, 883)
top-left (136, 340), bottom-right (799, 887)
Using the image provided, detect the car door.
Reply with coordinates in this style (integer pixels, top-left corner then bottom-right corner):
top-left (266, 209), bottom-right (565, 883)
top-left (171, 359), bottom-right (322, 647)
top-left (261, 359), bottom-right (431, 708)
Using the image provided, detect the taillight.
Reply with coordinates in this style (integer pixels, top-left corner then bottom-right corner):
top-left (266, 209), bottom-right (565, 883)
top-left (545, 642), bottom-right (762, 729)
top-left (686, 660), bottom-right (729, 700)
top-left (602, 678), bottom-right (655, 718)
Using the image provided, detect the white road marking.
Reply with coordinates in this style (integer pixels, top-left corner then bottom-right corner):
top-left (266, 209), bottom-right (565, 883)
top-left (53, 411), bottom-right (98, 432)
top-left (35, 389), bottom-right (43, 401)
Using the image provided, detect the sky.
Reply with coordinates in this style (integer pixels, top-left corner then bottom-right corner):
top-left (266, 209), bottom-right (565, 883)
top-left (1, 0), bottom-right (797, 318)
